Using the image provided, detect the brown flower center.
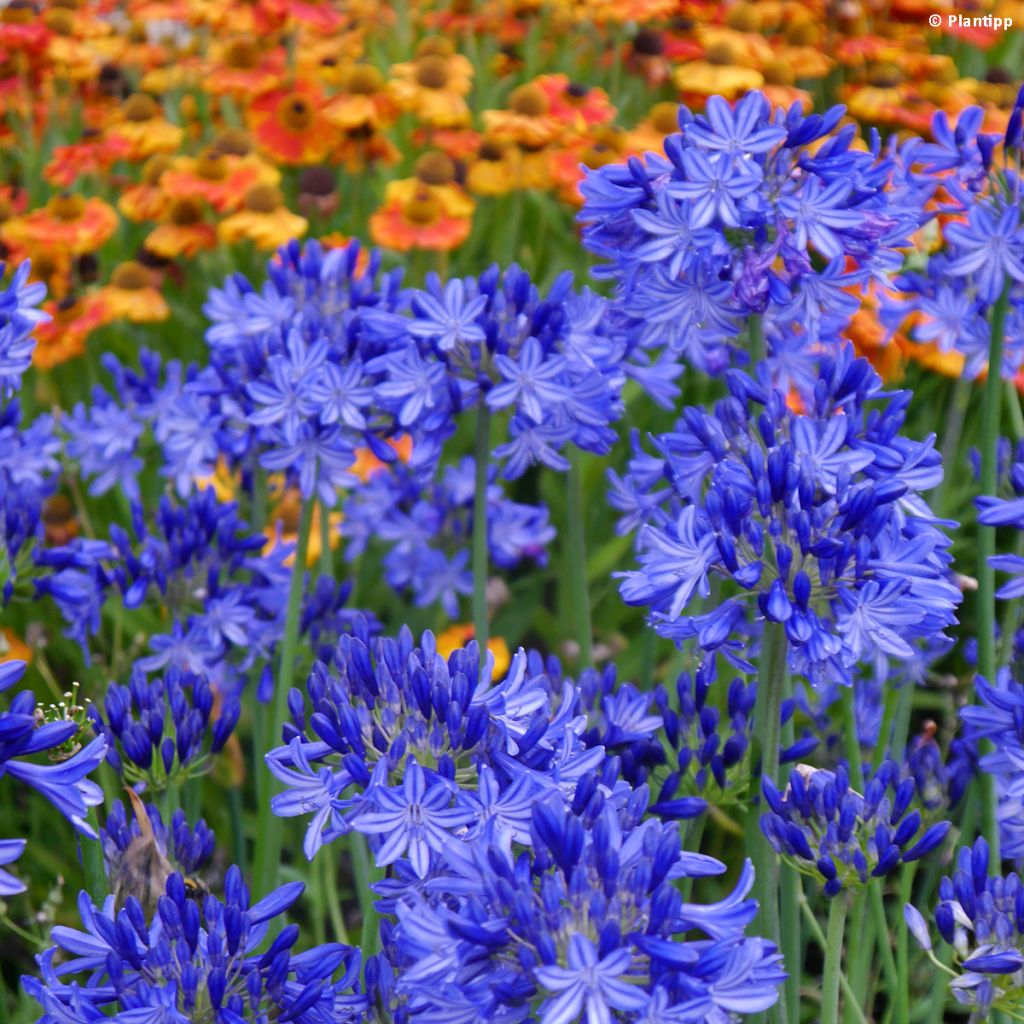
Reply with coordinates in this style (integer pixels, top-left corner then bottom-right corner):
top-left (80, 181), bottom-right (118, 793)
top-left (49, 193), bottom-right (85, 221)
top-left (725, 3), bottom-right (760, 32)
top-left (213, 128), bottom-right (253, 156)
top-left (704, 40), bottom-right (741, 67)
top-left (244, 184), bottom-right (283, 213)
top-left (123, 93), bottom-right (159, 123)
top-left (142, 154), bottom-right (173, 185)
top-left (298, 165), bottom-right (336, 196)
top-left (867, 62), bottom-right (902, 88)
top-left (509, 83), bottom-right (549, 117)
top-left (1, 2), bottom-right (35, 26)
top-left (280, 93), bottom-right (315, 132)
top-left (111, 261), bottom-right (151, 290)
top-left (45, 8), bottom-right (74, 35)
top-left (478, 139), bottom-right (505, 162)
top-left (762, 58), bottom-right (795, 87)
top-left (415, 151), bottom-right (456, 186)
top-left (415, 36), bottom-right (455, 59)
top-left (403, 190), bottom-right (440, 225)
top-left (169, 197), bottom-right (204, 226)
top-left (650, 101), bottom-right (680, 135)
top-left (785, 19), bottom-right (819, 46)
top-left (225, 37), bottom-right (260, 69)
top-left (42, 494), bottom-right (75, 526)
top-left (196, 149), bottom-right (229, 180)
top-left (345, 63), bottom-right (384, 95)
top-left (415, 55), bottom-right (450, 90)
top-left (632, 29), bottom-right (664, 56)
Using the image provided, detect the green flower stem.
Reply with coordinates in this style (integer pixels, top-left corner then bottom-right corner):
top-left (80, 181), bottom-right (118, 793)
top-left (228, 783), bottom-right (246, 871)
top-left (868, 881), bottom-right (900, 994)
top-left (752, 621), bottom-right (788, 1024)
top-left (350, 832), bottom-right (380, 957)
top-left (822, 895), bottom-right (849, 1024)
top-left (319, 500), bottom-right (333, 578)
top-left (256, 496), bottom-right (314, 897)
top-left (799, 894), bottom-right (867, 1024)
top-left (472, 406), bottom-right (491, 663)
top-left (323, 851), bottom-right (349, 945)
top-left (79, 808), bottom-right (108, 903)
top-left (896, 861), bottom-right (919, 1024)
top-left (780, 866), bottom-right (801, 1024)
top-left (566, 450), bottom-right (593, 669)
top-left (978, 281), bottom-right (1011, 864)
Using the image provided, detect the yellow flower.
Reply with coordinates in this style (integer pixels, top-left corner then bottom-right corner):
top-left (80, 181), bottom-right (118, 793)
top-left (436, 624), bottom-right (511, 678)
top-left (218, 185), bottom-right (308, 250)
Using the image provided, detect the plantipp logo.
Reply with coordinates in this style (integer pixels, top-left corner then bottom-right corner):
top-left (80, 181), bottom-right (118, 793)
top-left (928, 12), bottom-right (1014, 29)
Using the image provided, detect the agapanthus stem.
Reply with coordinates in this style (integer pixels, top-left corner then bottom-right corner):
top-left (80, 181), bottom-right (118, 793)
top-left (79, 808), bottom-right (107, 902)
top-left (567, 451), bottom-right (593, 669)
top-left (256, 496), bottom-right (314, 896)
top-left (319, 500), bottom-right (332, 579)
top-left (822, 896), bottom-right (849, 1024)
top-left (472, 406), bottom-right (491, 663)
top-left (350, 832), bottom-right (380, 956)
top-left (978, 281), bottom-right (1011, 864)
top-left (752, 621), bottom-right (788, 1024)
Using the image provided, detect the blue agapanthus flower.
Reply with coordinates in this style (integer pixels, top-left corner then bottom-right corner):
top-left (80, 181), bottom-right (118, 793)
top-left (23, 867), bottom-right (366, 1024)
top-left (265, 622), bottom-right (608, 861)
top-left (0, 261), bottom-right (48, 400)
top-left (366, 265), bottom-right (642, 478)
top-left (0, 660), bottom-right (107, 892)
top-left (382, 785), bottom-right (786, 1022)
top-left (612, 348), bottom-right (960, 688)
top-left (579, 92), bottom-right (928, 378)
top-left (907, 837), bottom-right (1024, 1020)
top-left (762, 761), bottom-right (951, 897)
top-left (882, 98), bottom-right (1024, 382)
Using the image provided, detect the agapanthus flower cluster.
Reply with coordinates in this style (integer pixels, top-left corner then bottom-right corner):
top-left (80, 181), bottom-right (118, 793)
top-left (0, 660), bottom-right (107, 895)
top-left (0, 262), bottom-right (48, 400)
top-left (23, 867), bottom-right (365, 1024)
top-left (89, 664), bottom-right (240, 790)
top-left (366, 266), bottom-right (640, 476)
top-left (906, 838), bottom-right (1024, 1020)
top-left (341, 455), bottom-right (554, 615)
top-left (975, 438), bottom-right (1024, 598)
top-left (164, 237), bottom-right (408, 504)
top-left (762, 762), bottom-right (951, 896)
top-left (382, 785), bottom-right (785, 1022)
top-left (580, 92), bottom-right (928, 378)
top-left (102, 797), bottom-right (216, 882)
top-left (612, 348), bottom-right (960, 687)
top-left (267, 623), bottom-right (615, 862)
top-left (961, 672), bottom-right (1024, 859)
top-left (882, 95), bottom-right (1024, 380)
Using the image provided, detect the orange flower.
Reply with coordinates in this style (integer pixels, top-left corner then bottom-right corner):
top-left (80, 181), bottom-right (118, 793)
top-left (41, 493), bottom-right (80, 547)
top-left (483, 83), bottom-right (565, 148)
top-left (389, 39), bottom-right (473, 128)
top-left (146, 197), bottom-right (218, 259)
top-left (32, 294), bottom-right (106, 370)
top-left (160, 149), bottom-right (279, 214)
top-left (551, 129), bottom-right (626, 205)
top-left (467, 138), bottom-right (518, 196)
top-left (44, 131), bottom-right (132, 189)
top-left (672, 37), bottom-right (764, 102)
top-left (218, 184), bottom-right (308, 250)
top-left (323, 64), bottom-right (397, 132)
top-left (106, 93), bottom-right (185, 160)
top-left (0, 628), bottom-right (31, 665)
top-left (247, 80), bottom-right (338, 166)
top-left (535, 74), bottom-right (616, 131)
top-left (627, 101), bottom-right (684, 155)
top-left (370, 187), bottom-right (471, 253)
top-left (204, 35), bottom-right (286, 96)
top-left (384, 152), bottom-right (476, 219)
top-left (332, 125), bottom-right (400, 172)
top-left (97, 261), bottom-right (170, 323)
top-left (436, 624), bottom-right (511, 677)
top-left (118, 155), bottom-right (175, 223)
top-left (263, 487), bottom-right (342, 567)
top-left (1, 194), bottom-right (118, 256)
top-left (351, 434), bottom-right (413, 481)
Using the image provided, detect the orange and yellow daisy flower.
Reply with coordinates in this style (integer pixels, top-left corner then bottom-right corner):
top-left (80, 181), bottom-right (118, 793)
top-left (97, 260), bottom-right (170, 323)
top-left (44, 131), bottom-right (132, 189)
top-left (436, 623), bottom-right (511, 677)
top-left (323, 64), bottom-right (397, 132)
top-left (247, 80), bottom-right (339, 166)
top-left (535, 74), bottom-right (616, 131)
top-left (146, 197), bottom-right (218, 259)
top-left (118, 155), bottom-right (175, 223)
top-left (32, 294), bottom-right (107, 370)
top-left (389, 40), bottom-right (474, 128)
top-left (483, 83), bottom-right (566, 148)
top-left (204, 35), bottom-right (286, 96)
top-left (218, 184), bottom-right (308, 250)
top-left (106, 92), bottom-right (185, 160)
top-left (1, 193), bottom-right (117, 256)
top-left (160, 149), bottom-right (280, 214)
top-left (370, 187), bottom-right (471, 253)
